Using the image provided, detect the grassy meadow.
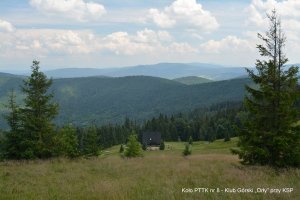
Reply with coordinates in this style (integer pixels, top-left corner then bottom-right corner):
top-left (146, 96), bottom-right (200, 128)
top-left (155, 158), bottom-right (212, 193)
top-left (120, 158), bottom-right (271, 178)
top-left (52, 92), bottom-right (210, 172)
top-left (0, 138), bottom-right (299, 200)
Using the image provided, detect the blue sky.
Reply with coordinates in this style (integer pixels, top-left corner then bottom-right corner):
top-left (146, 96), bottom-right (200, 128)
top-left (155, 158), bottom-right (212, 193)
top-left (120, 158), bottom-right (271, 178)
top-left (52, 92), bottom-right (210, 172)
top-left (0, 0), bottom-right (299, 71)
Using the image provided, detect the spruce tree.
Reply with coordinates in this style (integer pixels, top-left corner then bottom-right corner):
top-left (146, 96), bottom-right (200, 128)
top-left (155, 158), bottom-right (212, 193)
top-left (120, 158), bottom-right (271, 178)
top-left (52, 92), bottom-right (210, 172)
top-left (188, 136), bottom-right (193, 145)
top-left (20, 60), bottom-right (58, 158)
top-left (183, 143), bottom-right (191, 156)
top-left (57, 125), bottom-right (80, 158)
top-left (82, 126), bottom-right (100, 156)
top-left (234, 10), bottom-right (300, 167)
top-left (119, 144), bottom-right (124, 153)
top-left (0, 131), bottom-right (5, 160)
top-left (159, 140), bottom-right (165, 150)
top-left (224, 132), bottom-right (231, 142)
top-left (124, 133), bottom-right (142, 157)
top-left (3, 90), bottom-right (23, 159)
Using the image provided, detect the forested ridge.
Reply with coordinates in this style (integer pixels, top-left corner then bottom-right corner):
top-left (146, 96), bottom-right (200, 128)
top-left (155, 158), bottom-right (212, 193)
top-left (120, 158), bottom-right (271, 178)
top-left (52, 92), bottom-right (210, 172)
top-left (0, 75), bottom-right (252, 127)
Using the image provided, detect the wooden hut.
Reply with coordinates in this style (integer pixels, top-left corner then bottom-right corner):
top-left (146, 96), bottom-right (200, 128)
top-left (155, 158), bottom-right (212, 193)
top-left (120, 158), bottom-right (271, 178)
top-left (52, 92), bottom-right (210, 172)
top-left (142, 131), bottom-right (161, 146)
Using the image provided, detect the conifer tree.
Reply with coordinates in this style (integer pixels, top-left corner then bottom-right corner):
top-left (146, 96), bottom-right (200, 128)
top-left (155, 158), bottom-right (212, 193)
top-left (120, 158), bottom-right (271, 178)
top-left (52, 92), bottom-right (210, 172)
top-left (3, 90), bottom-right (23, 159)
top-left (224, 132), bottom-right (231, 142)
top-left (183, 143), bottom-right (191, 156)
top-left (57, 125), bottom-right (80, 158)
top-left (159, 140), bottom-right (165, 150)
top-left (124, 133), bottom-right (142, 157)
top-left (119, 144), bottom-right (124, 153)
top-left (82, 126), bottom-right (100, 156)
top-left (188, 136), bottom-right (193, 145)
top-left (20, 60), bottom-right (58, 158)
top-left (0, 131), bottom-right (5, 160)
top-left (234, 10), bottom-right (300, 167)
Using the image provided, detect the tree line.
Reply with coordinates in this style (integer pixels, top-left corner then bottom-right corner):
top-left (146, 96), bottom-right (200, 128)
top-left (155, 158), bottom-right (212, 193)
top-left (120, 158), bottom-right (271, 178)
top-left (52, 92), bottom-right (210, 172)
top-left (0, 59), bottom-right (243, 160)
top-left (0, 10), bottom-right (299, 167)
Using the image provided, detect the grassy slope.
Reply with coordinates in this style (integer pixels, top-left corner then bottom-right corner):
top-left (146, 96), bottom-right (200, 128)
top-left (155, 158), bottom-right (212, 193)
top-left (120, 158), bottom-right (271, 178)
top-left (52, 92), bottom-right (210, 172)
top-left (0, 138), bottom-right (299, 200)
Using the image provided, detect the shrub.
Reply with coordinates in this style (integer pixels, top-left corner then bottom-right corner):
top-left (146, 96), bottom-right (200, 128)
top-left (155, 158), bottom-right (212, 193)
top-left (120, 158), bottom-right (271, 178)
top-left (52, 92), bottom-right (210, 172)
top-left (188, 136), bottom-right (193, 145)
top-left (142, 143), bottom-right (147, 151)
top-left (159, 141), bottom-right (165, 150)
top-left (119, 144), bottom-right (124, 153)
top-left (224, 133), bottom-right (231, 142)
top-left (183, 143), bottom-right (191, 156)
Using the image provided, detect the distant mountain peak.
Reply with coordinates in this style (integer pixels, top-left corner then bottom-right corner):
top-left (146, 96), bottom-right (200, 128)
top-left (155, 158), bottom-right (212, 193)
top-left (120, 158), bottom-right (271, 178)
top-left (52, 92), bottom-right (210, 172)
top-left (41, 63), bottom-right (248, 80)
top-left (173, 76), bottom-right (213, 85)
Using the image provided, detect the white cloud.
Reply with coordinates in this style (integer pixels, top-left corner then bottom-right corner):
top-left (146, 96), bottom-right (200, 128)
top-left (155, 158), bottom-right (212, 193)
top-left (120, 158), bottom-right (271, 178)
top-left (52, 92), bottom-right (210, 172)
top-left (135, 29), bottom-right (172, 43)
top-left (245, 0), bottom-right (300, 63)
top-left (246, 0), bottom-right (300, 28)
top-left (148, 9), bottom-right (176, 28)
top-left (0, 23), bottom-right (196, 59)
top-left (198, 36), bottom-right (259, 66)
top-left (102, 32), bottom-right (145, 55)
top-left (201, 36), bottom-right (255, 54)
top-left (0, 29), bottom-right (98, 58)
top-left (0, 19), bottom-right (15, 32)
top-left (102, 28), bottom-right (195, 56)
top-left (148, 0), bottom-right (218, 32)
top-left (169, 42), bottom-right (197, 53)
top-left (30, 0), bottom-right (106, 22)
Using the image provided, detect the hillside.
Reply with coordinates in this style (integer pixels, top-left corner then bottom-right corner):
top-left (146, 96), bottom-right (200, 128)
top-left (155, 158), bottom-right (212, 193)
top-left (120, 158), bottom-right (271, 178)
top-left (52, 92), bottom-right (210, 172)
top-left (0, 72), bottom-right (23, 78)
top-left (0, 75), bottom-right (252, 128)
top-left (44, 63), bottom-right (248, 80)
top-left (0, 138), bottom-right (299, 200)
top-left (173, 76), bottom-right (213, 85)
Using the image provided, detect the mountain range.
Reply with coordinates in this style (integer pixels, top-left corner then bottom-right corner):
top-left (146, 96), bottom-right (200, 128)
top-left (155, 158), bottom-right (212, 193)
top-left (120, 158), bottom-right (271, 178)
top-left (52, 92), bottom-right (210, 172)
top-left (173, 76), bottom-right (213, 85)
top-left (43, 63), bottom-right (248, 80)
top-left (0, 70), bottom-right (252, 128)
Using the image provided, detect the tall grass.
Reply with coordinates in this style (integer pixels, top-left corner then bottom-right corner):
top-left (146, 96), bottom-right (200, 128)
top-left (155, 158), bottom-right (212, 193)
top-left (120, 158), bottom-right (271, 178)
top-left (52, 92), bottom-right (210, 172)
top-left (0, 139), bottom-right (299, 200)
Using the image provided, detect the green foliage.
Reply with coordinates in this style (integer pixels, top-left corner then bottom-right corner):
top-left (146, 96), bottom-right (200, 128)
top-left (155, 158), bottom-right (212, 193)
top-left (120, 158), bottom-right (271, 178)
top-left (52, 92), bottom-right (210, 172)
top-left (188, 136), bottom-right (193, 145)
top-left (0, 75), bottom-right (252, 128)
top-left (124, 133), bottom-right (142, 158)
top-left (183, 143), bottom-right (192, 156)
top-left (4, 90), bottom-right (20, 133)
top-left (142, 143), bottom-right (147, 151)
top-left (142, 102), bottom-right (242, 143)
top-left (20, 61), bottom-right (58, 158)
top-left (82, 126), bottom-right (100, 157)
top-left (2, 138), bottom-right (300, 200)
top-left (224, 132), bottom-right (231, 142)
top-left (67, 103), bottom-right (243, 153)
top-left (235, 10), bottom-right (300, 167)
top-left (159, 141), bottom-right (165, 150)
top-left (56, 125), bottom-right (80, 158)
top-left (119, 144), bottom-right (124, 153)
top-left (2, 61), bottom-right (59, 159)
top-left (2, 90), bottom-right (23, 159)
top-left (0, 131), bottom-right (6, 160)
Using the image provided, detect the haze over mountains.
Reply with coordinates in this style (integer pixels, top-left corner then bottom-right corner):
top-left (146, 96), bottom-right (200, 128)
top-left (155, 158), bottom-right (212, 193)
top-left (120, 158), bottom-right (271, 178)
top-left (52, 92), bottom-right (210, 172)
top-left (43, 63), bottom-right (248, 80)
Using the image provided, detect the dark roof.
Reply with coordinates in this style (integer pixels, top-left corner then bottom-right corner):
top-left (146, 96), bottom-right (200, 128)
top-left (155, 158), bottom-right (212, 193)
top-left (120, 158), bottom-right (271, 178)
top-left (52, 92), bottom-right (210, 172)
top-left (142, 132), bottom-right (161, 146)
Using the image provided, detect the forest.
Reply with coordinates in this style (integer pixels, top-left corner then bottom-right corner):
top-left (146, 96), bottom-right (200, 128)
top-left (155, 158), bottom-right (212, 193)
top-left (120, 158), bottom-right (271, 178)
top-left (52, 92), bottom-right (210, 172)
top-left (0, 9), bottom-right (299, 168)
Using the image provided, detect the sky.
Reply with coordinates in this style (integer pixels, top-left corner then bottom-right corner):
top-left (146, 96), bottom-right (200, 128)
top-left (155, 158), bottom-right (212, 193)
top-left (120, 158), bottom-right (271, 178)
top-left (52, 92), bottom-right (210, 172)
top-left (0, 0), bottom-right (300, 71)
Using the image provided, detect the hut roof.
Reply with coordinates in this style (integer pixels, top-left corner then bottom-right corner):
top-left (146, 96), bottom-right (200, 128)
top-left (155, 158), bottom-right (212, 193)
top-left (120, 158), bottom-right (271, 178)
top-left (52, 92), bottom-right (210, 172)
top-left (142, 131), bottom-right (161, 146)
